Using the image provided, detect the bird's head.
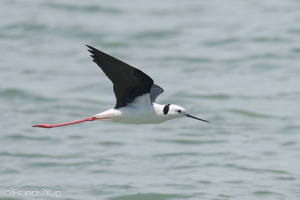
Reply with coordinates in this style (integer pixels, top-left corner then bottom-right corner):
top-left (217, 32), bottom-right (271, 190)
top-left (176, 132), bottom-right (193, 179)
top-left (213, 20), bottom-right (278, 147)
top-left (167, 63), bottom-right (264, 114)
top-left (162, 104), bottom-right (209, 122)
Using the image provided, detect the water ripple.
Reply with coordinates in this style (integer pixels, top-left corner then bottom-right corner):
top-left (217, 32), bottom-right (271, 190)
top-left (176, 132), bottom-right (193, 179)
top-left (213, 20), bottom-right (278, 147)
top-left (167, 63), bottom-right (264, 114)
top-left (109, 193), bottom-right (185, 200)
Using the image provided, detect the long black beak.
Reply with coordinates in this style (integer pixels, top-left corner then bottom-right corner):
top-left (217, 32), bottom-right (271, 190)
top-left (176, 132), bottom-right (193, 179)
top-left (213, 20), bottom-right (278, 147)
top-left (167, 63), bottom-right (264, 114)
top-left (185, 114), bottom-right (209, 123)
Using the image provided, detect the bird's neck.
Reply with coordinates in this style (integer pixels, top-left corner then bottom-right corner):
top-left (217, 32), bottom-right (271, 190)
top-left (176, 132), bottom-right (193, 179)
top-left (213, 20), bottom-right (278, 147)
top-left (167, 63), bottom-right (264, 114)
top-left (152, 103), bottom-right (166, 116)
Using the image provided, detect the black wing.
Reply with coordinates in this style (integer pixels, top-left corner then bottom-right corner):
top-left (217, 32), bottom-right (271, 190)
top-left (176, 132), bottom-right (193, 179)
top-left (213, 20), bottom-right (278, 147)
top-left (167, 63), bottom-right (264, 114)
top-left (86, 45), bottom-right (154, 109)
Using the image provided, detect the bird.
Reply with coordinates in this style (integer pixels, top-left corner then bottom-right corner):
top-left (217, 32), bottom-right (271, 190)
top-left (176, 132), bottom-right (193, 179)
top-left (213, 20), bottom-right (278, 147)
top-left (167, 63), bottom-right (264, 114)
top-left (33, 45), bottom-right (209, 128)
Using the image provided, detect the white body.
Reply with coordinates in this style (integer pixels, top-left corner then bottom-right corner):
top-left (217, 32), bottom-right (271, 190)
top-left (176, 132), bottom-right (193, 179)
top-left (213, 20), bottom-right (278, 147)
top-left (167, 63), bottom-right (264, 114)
top-left (93, 94), bottom-right (186, 124)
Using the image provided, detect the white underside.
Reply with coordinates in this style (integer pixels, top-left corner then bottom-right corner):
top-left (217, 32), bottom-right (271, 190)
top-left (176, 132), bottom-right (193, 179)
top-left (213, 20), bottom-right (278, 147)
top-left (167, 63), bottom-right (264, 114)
top-left (93, 94), bottom-right (171, 124)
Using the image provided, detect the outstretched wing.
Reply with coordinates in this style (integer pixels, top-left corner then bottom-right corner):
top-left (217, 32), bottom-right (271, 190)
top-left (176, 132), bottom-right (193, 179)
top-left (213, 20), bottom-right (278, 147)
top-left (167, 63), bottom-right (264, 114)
top-left (86, 45), bottom-right (154, 109)
top-left (150, 83), bottom-right (164, 103)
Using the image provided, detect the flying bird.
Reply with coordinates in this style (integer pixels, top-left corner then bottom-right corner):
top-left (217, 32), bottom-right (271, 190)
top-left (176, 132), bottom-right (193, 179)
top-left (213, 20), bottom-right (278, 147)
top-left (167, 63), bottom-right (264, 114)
top-left (33, 45), bottom-right (208, 128)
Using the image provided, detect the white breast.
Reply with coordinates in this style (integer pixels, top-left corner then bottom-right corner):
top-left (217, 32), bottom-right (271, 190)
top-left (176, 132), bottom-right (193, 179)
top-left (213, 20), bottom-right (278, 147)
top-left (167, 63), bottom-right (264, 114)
top-left (93, 94), bottom-right (169, 124)
top-left (115, 103), bottom-right (166, 124)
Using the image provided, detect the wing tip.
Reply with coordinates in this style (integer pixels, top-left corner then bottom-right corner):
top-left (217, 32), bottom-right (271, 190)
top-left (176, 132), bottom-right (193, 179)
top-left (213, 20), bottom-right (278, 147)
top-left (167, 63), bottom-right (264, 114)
top-left (86, 45), bottom-right (97, 59)
top-left (86, 44), bottom-right (96, 53)
top-left (85, 44), bottom-right (92, 49)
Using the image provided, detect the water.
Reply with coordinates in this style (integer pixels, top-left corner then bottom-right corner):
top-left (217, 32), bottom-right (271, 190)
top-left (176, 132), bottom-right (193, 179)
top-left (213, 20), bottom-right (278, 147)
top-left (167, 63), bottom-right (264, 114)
top-left (1, 0), bottom-right (300, 199)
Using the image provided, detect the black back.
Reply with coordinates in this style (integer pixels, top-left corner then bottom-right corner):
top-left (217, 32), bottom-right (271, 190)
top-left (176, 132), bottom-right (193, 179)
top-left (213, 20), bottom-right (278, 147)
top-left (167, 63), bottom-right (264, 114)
top-left (86, 45), bottom-right (154, 108)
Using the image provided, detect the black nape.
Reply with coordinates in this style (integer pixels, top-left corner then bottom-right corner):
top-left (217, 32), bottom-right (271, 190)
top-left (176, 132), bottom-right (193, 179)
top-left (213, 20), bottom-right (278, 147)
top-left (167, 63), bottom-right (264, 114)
top-left (163, 104), bottom-right (170, 115)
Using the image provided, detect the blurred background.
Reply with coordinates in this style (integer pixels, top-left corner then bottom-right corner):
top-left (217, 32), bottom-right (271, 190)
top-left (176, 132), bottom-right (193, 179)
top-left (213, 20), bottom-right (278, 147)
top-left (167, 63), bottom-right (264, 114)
top-left (1, 0), bottom-right (300, 199)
